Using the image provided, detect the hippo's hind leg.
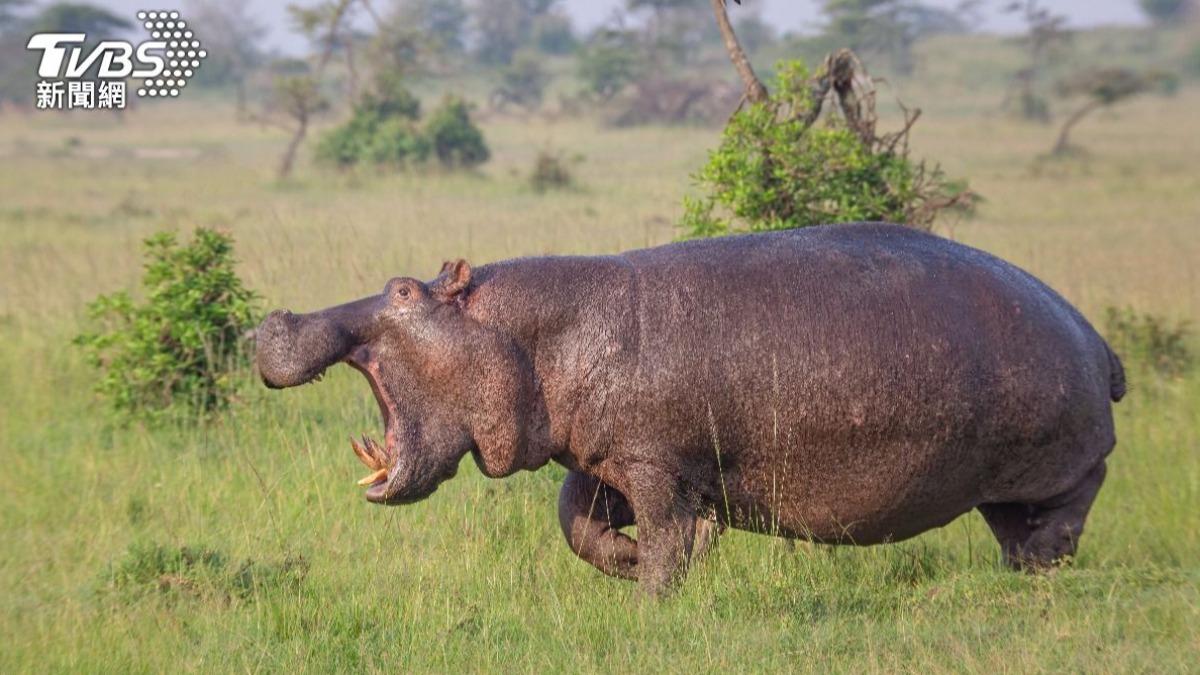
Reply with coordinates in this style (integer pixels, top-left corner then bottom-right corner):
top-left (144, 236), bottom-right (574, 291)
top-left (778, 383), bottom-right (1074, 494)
top-left (558, 471), bottom-right (639, 579)
top-left (979, 461), bottom-right (1107, 571)
top-left (976, 502), bottom-right (1034, 567)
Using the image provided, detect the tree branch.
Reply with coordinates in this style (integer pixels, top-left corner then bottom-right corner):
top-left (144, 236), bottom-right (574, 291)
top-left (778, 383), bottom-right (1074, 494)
top-left (710, 0), bottom-right (769, 104)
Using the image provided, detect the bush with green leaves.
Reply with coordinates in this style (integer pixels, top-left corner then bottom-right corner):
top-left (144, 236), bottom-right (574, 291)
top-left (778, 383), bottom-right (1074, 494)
top-left (424, 96), bottom-right (490, 168)
top-left (529, 148), bottom-right (574, 192)
top-left (316, 77), bottom-right (487, 170)
top-left (315, 74), bottom-right (424, 168)
top-left (682, 57), bottom-right (975, 238)
top-left (317, 113), bottom-right (430, 168)
top-left (74, 229), bottom-right (260, 422)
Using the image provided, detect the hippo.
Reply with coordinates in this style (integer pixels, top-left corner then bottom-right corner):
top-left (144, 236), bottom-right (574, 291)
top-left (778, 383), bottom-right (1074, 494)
top-left (255, 223), bottom-right (1125, 596)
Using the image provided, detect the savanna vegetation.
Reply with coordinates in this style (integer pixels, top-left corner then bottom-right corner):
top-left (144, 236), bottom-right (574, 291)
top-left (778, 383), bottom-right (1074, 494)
top-left (1, 0), bottom-right (1198, 671)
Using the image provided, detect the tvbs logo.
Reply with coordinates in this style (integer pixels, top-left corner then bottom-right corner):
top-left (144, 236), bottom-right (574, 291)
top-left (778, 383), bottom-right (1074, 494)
top-left (26, 10), bottom-right (207, 111)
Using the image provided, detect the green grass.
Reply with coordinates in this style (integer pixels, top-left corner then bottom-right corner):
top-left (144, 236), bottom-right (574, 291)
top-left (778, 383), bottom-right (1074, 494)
top-left (2, 32), bottom-right (1200, 670)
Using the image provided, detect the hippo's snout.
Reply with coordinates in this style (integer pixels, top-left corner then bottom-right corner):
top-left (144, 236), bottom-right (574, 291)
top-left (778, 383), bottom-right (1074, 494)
top-left (256, 310), bottom-right (307, 389)
top-left (255, 308), bottom-right (352, 389)
top-left (255, 294), bottom-right (386, 389)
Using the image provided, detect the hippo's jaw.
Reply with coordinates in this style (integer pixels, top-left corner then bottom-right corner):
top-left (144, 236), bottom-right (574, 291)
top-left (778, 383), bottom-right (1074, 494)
top-left (343, 345), bottom-right (401, 502)
top-left (255, 296), bottom-right (425, 504)
top-left (343, 345), bottom-right (464, 506)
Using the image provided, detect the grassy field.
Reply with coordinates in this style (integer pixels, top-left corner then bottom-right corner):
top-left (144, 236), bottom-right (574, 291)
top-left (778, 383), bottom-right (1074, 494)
top-left (2, 32), bottom-right (1199, 672)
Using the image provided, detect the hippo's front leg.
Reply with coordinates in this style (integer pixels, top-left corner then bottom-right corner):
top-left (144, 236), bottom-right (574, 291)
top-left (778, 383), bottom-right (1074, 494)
top-left (625, 466), bottom-right (699, 597)
top-left (557, 471), bottom-right (639, 579)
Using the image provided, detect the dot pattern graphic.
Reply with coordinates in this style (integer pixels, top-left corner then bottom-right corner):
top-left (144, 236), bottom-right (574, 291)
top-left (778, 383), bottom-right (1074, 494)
top-left (135, 10), bottom-right (207, 98)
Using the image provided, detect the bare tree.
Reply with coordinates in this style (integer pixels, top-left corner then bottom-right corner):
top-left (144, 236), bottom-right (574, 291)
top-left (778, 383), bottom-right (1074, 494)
top-left (289, 0), bottom-right (362, 98)
top-left (251, 74), bottom-right (329, 180)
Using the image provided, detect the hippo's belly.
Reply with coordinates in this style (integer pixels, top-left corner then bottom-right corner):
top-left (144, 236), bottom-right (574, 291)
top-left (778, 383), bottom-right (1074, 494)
top-left (715, 435), bottom-right (990, 544)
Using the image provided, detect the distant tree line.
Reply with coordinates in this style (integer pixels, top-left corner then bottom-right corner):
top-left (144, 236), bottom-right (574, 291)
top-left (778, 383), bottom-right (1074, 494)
top-left (0, 0), bottom-right (1189, 168)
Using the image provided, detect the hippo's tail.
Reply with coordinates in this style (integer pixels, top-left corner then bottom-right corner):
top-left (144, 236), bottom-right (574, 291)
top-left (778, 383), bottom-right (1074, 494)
top-left (1105, 342), bottom-right (1126, 402)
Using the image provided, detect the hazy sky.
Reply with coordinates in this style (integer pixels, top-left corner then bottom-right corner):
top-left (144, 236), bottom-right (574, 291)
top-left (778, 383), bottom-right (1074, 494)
top-left (59, 0), bottom-right (1147, 55)
top-left (575, 0), bottom-right (1143, 35)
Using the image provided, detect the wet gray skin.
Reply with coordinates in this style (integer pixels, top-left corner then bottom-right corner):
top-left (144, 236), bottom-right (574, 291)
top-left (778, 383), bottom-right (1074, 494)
top-left (256, 224), bottom-right (1125, 596)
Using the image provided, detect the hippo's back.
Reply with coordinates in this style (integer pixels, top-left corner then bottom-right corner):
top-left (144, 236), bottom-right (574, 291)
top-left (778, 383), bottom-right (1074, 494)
top-left (615, 224), bottom-right (1117, 542)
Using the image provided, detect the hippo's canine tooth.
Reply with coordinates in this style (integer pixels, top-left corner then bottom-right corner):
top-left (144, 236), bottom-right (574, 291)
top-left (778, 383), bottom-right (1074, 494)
top-left (350, 436), bottom-right (382, 470)
top-left (364, 436), bottom-right (388, 466)
top-left (357, 467), bottom-right (389, 486)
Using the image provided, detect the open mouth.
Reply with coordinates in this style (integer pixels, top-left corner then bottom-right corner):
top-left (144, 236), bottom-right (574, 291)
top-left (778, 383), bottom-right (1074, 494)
top-left (343, 347), bottom-right (397, 499)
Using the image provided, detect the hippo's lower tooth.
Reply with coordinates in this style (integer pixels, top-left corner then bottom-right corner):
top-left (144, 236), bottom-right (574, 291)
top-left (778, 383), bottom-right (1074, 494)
top-left (357, 467), bottom-right (388, 486)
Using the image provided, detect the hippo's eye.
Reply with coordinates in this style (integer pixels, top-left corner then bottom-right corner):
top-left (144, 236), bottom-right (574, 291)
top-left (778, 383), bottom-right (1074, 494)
top-left (397, 287), bottom-right (410, 299)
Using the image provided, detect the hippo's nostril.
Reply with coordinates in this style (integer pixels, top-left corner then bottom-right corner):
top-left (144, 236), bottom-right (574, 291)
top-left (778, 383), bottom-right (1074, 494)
top-left (265, 309), bottom-right (294, 324)
top-left (258, 310), bottom-right (296, 339)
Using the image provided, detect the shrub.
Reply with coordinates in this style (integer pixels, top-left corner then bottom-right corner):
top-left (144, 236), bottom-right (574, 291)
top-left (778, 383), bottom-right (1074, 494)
top-left (316, 77), bottom-right (486, 170)
top-left (314, 121), bottom-right (367, 168)
top-left (74, 228), bottom-right (260, 422)
top-left (681, 56), bottom-right (976, 238)
top-left (368, 117), bottom-right (433, 166)
top-left (425, 96), bottom-right (490, 168)
top-left (529, 149), bottom-right (573, 192)
top-left (315, 75), bottom-right (423, 169)
top-left (1104, 307), bottom-right (1192, 379)
top-left (357, 71), bottom-right (422, 121)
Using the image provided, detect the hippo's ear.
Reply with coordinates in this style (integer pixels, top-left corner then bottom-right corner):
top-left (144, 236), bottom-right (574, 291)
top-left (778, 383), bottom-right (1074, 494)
top-left (432, 259), bottom-right (472, 303)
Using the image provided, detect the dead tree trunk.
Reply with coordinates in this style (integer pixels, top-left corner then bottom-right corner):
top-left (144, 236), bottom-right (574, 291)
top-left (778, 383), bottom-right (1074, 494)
top-left (710, 0), bottom-right (769, 104)
top-left (315, 0), bottom-right (355, 77)
top-left (278, 113), bottom-right (309, 180)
